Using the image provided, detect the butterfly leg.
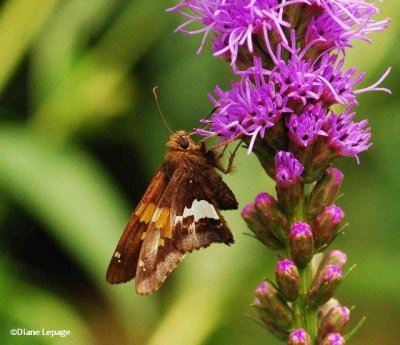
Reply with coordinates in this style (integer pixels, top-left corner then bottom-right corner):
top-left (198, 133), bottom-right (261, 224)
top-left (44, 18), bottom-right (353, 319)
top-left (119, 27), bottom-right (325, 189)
top-left (216, 139), bottom-right (243, 174)
top-left (217, 144), bottom-right (229, 160)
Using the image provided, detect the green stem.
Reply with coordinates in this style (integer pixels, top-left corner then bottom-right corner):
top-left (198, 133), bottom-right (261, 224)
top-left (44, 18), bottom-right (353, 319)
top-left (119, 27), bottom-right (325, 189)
top-left (291, 183), bottom-right (318, 343)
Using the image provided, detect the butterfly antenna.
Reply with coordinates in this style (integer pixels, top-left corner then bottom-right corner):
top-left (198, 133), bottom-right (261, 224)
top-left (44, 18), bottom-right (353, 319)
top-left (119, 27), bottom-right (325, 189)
top-left (152, 86), bottom-right (173, 134)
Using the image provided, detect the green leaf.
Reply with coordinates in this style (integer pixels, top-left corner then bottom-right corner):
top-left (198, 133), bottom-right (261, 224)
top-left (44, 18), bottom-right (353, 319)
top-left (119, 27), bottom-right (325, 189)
top-left (0, 125), bottom-right (128, 283)
top-left (0, 257), bottom-right (91, 345)
top-left (0, 0), bottom-right (61, 93)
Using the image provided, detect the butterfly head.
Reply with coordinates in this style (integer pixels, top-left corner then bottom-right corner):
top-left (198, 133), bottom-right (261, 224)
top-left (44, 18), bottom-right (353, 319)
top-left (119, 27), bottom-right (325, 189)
top-left (167, 131), bottom-right (199, 151)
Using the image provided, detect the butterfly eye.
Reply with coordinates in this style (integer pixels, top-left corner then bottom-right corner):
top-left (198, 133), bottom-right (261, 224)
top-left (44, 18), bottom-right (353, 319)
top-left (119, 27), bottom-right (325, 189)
top-left (179, 138), bottom-right (189, 149)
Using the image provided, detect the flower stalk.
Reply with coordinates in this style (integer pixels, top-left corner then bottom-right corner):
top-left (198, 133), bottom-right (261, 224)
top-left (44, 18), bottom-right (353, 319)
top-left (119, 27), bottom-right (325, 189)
top-left (169, 0), bottom-right (390, 343)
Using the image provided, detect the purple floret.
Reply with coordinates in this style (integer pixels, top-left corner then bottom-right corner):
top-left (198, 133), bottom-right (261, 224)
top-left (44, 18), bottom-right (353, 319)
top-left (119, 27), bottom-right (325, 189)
top-left (324, 103), bottom-right (372, 163)
top-left (275, 151), bottom-right (304, 186)
top-left (290, 222), bottom-right (313, 239)
top-left (287, 103), bottom-right (327, 148)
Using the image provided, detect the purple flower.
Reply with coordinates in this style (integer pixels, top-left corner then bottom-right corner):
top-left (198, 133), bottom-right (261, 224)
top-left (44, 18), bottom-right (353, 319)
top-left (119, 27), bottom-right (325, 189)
top-left (319, 304), bottom-right (350, 340)
top-left (263, 52), bottom-right (362, 107)
top-left (305, 14), bottom-right (350, 53)
top-left (198, 60), bottom-right (292, 152)
top-left (167, 0), bottom-right (290, 66)
top-left (290, 222), bottom-right (313, 239)
top-left (306, 166), bottom-right (344, 218)
top-left (304, 4), bottom-right (390, 53)
top-left (287, 103), bottom-right (327, 148)
top-left (308, 264), bottom-right (343, 306)
top-left (197, 52), bottom-right (389, 151)
top-left (168, 0), bottom-right (389, 68)
top-left (242, 193), bottom-right (287, 249)
top-left (254, 192), bottom-right (289, 239)
top-left (276, 259), bottom-right (300, 301)
top-left (276, 258), bottom-right (296, 273)
top-left (290, 222), bottom-right (314, 267)
top-left (320, 332), bottom-right (346, 345)
top-left (275, 151), bottom-right (303, 186)
top-left (324, 103), bottom-right (372, 162)
top-left (289, 328), bottom-right (311, 345)
top-left (324, 265), bottom-right (343, 282)
top-left (255, 280), bottom-right (294, 329)
top-left (313, 205), bottom-right (345, 250)
top-left (308, 0), bottom-right (389, 40)
top-left (324, 205), bottom-right (344, 225)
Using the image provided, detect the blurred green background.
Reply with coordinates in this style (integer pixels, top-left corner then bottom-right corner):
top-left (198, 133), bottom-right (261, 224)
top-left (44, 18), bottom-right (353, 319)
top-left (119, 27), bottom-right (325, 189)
top-left (0, 1), bottom-right (398, 344)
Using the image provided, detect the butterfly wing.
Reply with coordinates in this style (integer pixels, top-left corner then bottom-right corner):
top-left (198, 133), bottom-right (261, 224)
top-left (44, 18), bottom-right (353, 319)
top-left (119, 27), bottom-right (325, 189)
top-left (135, 165), bottom-right (235, 295)
top-left (134, 167), bottom-right (186, 295)
top-left (171, 168), bottom-right (235, 252)
top-left (106, 165), bottom-right (168, 284)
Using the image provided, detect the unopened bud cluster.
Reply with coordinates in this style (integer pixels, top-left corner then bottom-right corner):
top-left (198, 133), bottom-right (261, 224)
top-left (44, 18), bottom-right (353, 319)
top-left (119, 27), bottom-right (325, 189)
top-left (242, 145), bottom-right (353, 342)
top-left (242, 163), bottom-right (345, 256)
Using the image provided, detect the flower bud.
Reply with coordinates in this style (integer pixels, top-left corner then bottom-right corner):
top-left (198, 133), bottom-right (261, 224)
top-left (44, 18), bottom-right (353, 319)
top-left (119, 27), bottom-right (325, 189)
top-left (320, 333), bottom-right (346, 345)
top-left (242, 204), bottom-right (283, 250)
top-left (318, 305), bottom-right (350, 341)
top-left (308, 265), bottom-right (343, 307)
top-left (289, 222), bottom-right (314, 268)
top-left (320, 250), bottom-right (347, 270)
top-left (318, 299), bottom-right (340, 320)
top-left (275, 151), bottom-right (304, 215)
top-left (275, 259), bottom-right (300, 301)
top-left (255, 193), bottom-right (289, 242)
top-left (314, 205), bottom-right (345, 251)
top-left (288, 328), bottom-right (311, 345)
top-left (307, 167), bottom-right (344, 220)
top-left (253, 298), bottom-right (289, 341)
top-left (254, 281), bottom-right (294, 330)
top-left (302, 141), bottom-right (333, 182)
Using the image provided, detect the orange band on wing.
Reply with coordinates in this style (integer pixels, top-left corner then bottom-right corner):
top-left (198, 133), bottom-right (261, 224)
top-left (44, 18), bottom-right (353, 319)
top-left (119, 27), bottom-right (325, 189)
top-left (162, 214), bottom-right (172, 239)
top-left (140, 203), bottom-right (156, 224)
top-left (155, 208), bottom-right (169, 228)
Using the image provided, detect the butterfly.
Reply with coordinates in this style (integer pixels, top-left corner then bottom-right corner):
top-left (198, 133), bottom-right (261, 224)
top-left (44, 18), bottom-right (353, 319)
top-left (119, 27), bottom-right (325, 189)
top-left (106, 130), bottom-right (238, 295)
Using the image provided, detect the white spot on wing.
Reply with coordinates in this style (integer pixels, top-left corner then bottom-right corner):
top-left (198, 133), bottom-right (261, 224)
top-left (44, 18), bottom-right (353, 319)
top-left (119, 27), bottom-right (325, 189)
top-left (188, 221), bottom-right (196, 234)
top-left (174, 199), bottom-right (219, 225)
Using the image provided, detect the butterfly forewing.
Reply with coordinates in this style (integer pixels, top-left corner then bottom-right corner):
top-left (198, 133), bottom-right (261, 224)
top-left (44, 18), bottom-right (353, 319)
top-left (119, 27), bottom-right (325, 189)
top-left (134, 168), bottom-right (187, 295)
top-left (106, 166), bottom-right (168, 284)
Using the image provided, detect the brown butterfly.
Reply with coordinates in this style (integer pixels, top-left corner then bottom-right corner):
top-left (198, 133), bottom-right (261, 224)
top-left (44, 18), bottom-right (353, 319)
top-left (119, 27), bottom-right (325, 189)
top-left (106, 130), bottom-right (238, 295)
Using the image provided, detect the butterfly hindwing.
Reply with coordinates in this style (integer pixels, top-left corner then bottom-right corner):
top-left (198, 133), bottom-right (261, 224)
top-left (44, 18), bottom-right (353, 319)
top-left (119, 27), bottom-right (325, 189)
top-left (106, 166), bottom-right (168, 284)
top-left (171, 167), bottom-right (235, 252)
